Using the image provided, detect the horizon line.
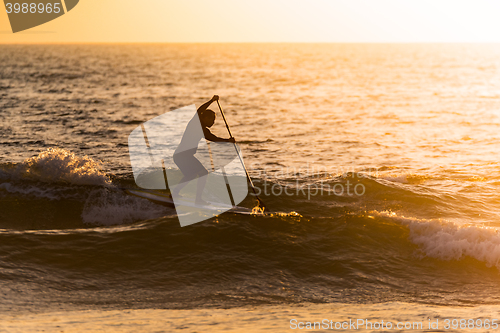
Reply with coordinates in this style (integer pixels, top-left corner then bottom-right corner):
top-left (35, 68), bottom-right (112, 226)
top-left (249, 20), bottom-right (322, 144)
top-left (2, 41), bottom-right (500, 45)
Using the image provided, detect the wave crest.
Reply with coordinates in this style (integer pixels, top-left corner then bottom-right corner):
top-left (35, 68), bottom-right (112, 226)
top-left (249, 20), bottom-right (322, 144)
top-left (15, 148), bottom-right (111, 186)
top-left (375, 211), bottom-right (500, 270)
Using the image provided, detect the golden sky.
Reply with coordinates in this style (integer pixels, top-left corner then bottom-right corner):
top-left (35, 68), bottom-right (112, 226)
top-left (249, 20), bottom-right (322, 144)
top-left (1, 0), bottom-right (500, 43)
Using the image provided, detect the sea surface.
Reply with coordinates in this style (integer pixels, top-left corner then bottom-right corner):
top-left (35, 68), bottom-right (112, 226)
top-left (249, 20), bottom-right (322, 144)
top-left (1, 44), bottom-right (500, 331)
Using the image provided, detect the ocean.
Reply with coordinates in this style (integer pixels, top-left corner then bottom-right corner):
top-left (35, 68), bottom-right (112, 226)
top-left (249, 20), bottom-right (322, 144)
top-left (1, 43), bottom-right (500, 332)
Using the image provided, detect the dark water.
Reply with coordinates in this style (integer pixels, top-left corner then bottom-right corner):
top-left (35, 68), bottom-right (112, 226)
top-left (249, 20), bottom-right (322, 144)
top-left (1, 44), bottom-right (500, 314)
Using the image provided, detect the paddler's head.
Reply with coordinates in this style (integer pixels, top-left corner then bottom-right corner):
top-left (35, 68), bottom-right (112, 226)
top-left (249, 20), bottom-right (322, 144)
top-left (200, 109), bottom-right (216, 127)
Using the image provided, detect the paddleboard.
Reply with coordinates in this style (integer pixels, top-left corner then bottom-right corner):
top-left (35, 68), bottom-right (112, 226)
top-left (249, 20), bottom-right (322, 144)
top-left (126, 189), bottom-right (254, 215)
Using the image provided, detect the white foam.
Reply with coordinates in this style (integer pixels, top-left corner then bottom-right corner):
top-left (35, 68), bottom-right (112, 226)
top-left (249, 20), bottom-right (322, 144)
top-left (0, 182), bottom-right (60, 200)
top-left (81, 189), bottom-right (169, 226)
top-left (375, 172), bottom-right (428, 184)
top-left (377, 174), bottom-right (409, 183)
top-left (374, 211), bottom-right (500, 269)
top-left (15, 148), bottom-right (111, 185)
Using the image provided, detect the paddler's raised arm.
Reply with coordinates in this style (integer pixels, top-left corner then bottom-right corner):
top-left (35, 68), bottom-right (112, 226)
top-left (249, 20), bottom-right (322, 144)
top-left (197, 95), bottom-right (219, 116)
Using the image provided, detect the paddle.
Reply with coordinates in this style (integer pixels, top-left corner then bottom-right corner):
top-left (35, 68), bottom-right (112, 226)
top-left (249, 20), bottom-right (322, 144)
top-left (216, 100), bottom-right (267, 212)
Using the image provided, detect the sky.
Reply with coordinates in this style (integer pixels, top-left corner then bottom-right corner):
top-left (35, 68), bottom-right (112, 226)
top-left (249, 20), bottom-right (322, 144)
top-left (1, 0), bottom-right (500, 43)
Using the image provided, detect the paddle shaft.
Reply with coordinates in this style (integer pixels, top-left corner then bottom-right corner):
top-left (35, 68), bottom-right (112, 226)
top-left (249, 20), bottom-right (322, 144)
top-left (216, 100), bottom-right (267, 210)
